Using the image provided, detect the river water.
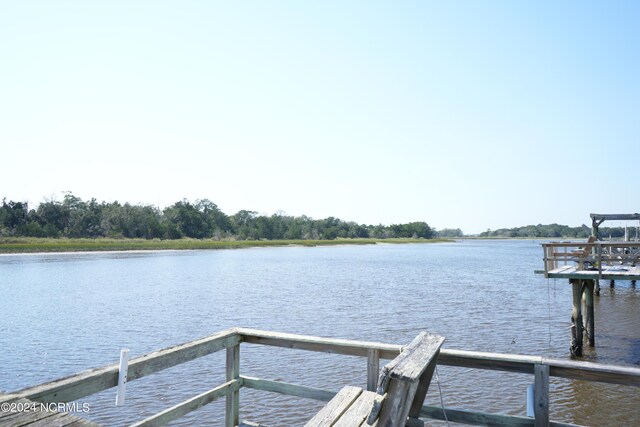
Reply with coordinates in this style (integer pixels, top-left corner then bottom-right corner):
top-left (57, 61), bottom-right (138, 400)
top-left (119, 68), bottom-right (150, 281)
top-left (1, 240), bottom-right (639, 426)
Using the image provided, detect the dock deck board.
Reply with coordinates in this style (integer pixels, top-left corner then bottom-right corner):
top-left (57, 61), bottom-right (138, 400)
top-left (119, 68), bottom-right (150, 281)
top-left (0, 393), bottom-right (101, 427)
top-left (546, 265), bottom-right (640, 280)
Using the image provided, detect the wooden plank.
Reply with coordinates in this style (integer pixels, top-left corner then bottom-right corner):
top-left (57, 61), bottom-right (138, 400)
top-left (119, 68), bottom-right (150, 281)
top-left (367, 349), bottom-right (380, 392)
top-left (534, 364), bottom-right (549, 427)
top-left (64, 420), bottom-right (104, 427)
top-left (408, 353), bottom-right (439, 418)
top-left (377, 380), bottom-right (417, 426)
top-left (18, 328), bottom-right (240, 404)
top-left (304, 386), bottom-right (362, 427)
top-left (0, 393), bottom-right (20, 404)
top-left (18, 413), bottom-right (81, 427)
top-left (0, 395), bottom-right (101, 426)
top-left (0, 398), bottom-right (31, 420)
top-left (241, 376), bottom-right (335, 402)
top-left (129, 379), bottom-right (240, 427)
top-left (226, 345), bottom-right (240, 427)
top-left (438, 349), bottom-right (539, 374)
top-left (545, 358), bottom-right (640, 386)
top-left (0, 408), bottom-right (59, 426)
top-left (333, 391), bottom-right (382, 427)
top-left (549, 265), bottom-right (575, 274)
top-left (386, 332), bottom-right (444, 383)
top-left (237, 328), bottom-right (403, 360)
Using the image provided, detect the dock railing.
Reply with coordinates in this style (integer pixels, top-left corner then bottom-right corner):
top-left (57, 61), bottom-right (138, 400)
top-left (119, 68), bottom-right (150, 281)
top-left (542, 241), bottom-right (640, 278)
top-left (14, 328), bottom-right (640, 427)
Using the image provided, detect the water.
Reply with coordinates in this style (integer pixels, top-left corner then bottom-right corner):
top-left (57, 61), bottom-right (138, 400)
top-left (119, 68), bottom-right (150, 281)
top-left (1, 240), bottom-right (639, 426)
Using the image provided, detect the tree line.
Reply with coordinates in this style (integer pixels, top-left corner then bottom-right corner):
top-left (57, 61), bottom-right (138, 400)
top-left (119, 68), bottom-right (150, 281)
top-left (0, 194), bottom-right (440, 240)
top-left (479, 223), bottom-right (634, 239)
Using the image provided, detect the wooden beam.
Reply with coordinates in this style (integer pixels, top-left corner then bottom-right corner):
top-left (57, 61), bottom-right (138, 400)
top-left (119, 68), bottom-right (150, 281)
top-left (546, 358), bottom-right (640, 386)
top-left (241, 376), bottom-right (336, 402)
top-left (534, 364), bottom-right (549, 427)
top-left (18, 328), bottom-right (240, 403)
top-left (130, 379), bottom-right (240, 427)
top-left (419, 405), bottom-right (582, 427)
top-left (237, 327), bottom-right (402, 360)
top-left (225, 344), bottom-right (240, 427)
top-left (437, 349), bottom-right (539, 374)
top-left (367, 349), bottom-right (380, 392)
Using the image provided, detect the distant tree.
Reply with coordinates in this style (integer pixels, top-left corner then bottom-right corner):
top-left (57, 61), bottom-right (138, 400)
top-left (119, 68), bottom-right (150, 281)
top-left (1, 199), bottom-right (29, 233)
top-left (0, 194), bottom-right (449, 242)
top-left (436, 228), bottom-right (463, 238)
top-left (163, 200), bottom-right (210, 239)
top-left (35, 199), bottom-right (70, 237)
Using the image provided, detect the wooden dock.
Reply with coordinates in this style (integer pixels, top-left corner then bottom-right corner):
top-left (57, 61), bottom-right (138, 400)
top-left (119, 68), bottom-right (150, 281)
top-left (0, 391), bottom-right (100, 426)
top-left (538, 240), bottom-right (640, 358)
top-left (541, 241), bottom-right (640, 281)
top-left (5, 328), bottom-right (640, 427)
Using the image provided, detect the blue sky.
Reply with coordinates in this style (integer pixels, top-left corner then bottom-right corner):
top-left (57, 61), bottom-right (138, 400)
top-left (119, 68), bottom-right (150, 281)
top-left (1, 1), bottom-right (639, 234)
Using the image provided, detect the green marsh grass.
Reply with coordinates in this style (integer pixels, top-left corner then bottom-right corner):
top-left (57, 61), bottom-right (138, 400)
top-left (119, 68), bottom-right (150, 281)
top-left (0, 237), bottom-right (451, 254)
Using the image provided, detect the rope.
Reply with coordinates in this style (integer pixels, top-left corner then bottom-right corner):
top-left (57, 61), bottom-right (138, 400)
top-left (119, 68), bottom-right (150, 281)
top-left (435, 365), bottom-right (450, 426)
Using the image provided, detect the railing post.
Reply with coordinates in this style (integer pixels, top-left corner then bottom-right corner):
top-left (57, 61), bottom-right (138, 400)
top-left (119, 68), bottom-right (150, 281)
top-left (598, 243), bottom-right (602, 279)
top-left (367, 348), bottom-right (380, 392)
top-left (534, 363), bottom-right (549, 427)
top-left (226, 344), bottom-right (240, 427)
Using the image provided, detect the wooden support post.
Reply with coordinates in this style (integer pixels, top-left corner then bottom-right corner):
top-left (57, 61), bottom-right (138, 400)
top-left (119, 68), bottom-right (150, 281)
top-left (610, 279), bottom-right (615, 288)
top-left (225, 344), bottom-right (240, 427)
top-left (584, 280), bottom-right (595, 347)
top-left (367, 349), bottom-right (379, 392)
top-left (632, 280), bottom-right (637, 287)
top-left (533, 364), bottom-right (549, 427)
top-left (595, 279), bottom-right (600, 296)
top-left (570, 279), bottom-right (584, 357)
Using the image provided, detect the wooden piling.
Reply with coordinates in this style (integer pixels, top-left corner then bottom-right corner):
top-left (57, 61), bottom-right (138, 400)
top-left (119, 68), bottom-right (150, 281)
top-left (570, 279), bottom-right (584, 357)
top-left (584, 280), bottom-right (595, 347)
top-left (610, 279), bottom-right (615, 288)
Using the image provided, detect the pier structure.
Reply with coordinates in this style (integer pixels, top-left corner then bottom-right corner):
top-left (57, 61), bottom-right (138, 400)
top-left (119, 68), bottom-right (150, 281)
top-left (540, 238), bottom-right (640, 357)
top-left (6, 328), bottom-right (640, 427)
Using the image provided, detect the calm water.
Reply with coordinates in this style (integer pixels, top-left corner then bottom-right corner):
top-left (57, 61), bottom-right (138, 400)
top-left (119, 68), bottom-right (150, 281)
top-left (1, 240), bottom-right (639, 426)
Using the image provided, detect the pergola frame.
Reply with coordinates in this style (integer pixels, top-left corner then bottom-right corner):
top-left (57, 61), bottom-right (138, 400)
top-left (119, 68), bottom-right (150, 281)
top-left (590, 213), bottom-right (640, 239)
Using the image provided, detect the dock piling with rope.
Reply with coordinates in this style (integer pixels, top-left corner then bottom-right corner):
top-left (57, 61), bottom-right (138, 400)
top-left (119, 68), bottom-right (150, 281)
top-left (539, 212), bottom-right (640, 357)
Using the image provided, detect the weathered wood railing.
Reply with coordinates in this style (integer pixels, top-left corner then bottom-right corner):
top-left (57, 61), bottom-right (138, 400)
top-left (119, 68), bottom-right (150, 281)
top-left (14, 328), bottom-right (640, 427)
top-left (542, 241), bottom-right (640, 278)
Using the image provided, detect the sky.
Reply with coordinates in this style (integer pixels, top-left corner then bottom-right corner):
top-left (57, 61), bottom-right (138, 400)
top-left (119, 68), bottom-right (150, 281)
top-left (1, 1), bottom-right (639, 234)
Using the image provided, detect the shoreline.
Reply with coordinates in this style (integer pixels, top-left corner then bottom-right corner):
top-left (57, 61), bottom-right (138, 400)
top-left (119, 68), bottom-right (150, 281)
top-left (0, 237), bottom-right (453, 255)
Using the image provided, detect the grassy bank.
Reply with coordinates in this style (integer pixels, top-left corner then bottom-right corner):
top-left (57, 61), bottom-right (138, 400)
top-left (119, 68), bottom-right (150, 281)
top-left (0, 237), bottom-right (452, 254)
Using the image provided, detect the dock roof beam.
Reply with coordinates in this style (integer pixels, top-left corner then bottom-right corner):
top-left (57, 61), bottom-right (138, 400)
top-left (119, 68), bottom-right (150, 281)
top-left (590, 213), bottom-right (640, 239)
